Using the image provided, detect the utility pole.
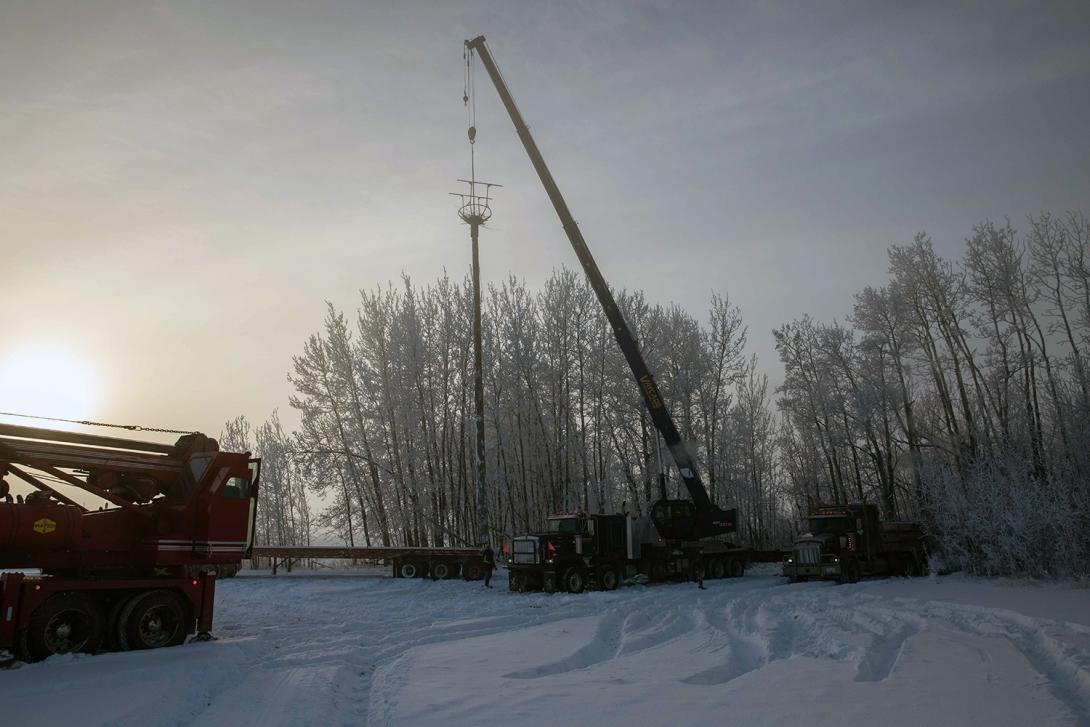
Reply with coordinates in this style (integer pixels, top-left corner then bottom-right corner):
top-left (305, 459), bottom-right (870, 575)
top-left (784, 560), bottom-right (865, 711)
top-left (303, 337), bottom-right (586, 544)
top-left (451, 179), bottom-right (499, 547)
top-left (454, 44), bottom-right (501, 548)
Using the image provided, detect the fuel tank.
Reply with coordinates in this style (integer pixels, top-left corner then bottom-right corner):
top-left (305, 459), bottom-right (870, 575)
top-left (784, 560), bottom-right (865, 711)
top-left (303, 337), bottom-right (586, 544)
top-left (0, 502), bottom-right (82, 551)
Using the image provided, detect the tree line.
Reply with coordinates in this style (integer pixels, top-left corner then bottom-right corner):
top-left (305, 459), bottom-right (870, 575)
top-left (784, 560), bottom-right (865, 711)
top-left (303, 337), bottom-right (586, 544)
top-left (230, 210), bottom-right (1088, 578)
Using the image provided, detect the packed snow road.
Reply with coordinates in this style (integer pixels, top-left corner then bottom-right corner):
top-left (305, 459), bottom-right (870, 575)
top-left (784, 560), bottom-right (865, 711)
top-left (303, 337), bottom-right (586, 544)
top-left (2, 566), bottom-right (1089, 726)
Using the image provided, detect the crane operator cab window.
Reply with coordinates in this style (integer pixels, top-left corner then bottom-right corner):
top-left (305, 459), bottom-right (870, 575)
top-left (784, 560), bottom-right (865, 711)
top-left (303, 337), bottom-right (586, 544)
top-left (547, 517), bottom-right (588, 535)
top-left (221, 476), bottom-right (250, 500)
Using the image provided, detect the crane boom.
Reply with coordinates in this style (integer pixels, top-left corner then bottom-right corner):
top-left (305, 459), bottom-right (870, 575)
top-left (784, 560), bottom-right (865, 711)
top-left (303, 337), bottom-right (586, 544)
top-left (465, 36), bottom-right (735, 539)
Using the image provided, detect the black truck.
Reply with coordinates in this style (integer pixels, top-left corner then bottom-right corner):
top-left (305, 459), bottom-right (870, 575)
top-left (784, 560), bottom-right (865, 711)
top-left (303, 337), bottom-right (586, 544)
top-left (465, 35), bottom-right (748, 594)
top-left (508, 510), bottom-right (747, 593)
top-left (783, 503), bottom-right (929, 584)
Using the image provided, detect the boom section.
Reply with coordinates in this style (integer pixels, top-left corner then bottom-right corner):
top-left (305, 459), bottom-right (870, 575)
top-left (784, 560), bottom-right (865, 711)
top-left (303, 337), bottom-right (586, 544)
top-left (465, 35), bottom-right (715, 517)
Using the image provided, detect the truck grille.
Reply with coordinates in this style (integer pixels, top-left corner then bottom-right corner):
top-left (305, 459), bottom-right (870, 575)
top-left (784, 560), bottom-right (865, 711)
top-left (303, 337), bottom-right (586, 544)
top-left (512, 537), bottom-right (539, 565)
top-left (794, 543), bottom-right (821, 565)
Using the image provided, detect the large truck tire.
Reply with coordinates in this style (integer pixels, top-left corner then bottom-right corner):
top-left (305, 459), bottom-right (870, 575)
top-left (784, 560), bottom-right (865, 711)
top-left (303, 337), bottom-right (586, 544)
top-left (598, 566), bottom-right (619, 591)
top-left (709, 559), bottom-right (726, 579)
top-left (117, 590), bottom-right (187, 651)
top-left (463, 562), bottom-right (483, 580)
top-left (21, 592), bottom-right (103, 662)
top-left (562, 567), bottom-right (586, 594)
top-left (399, 561), bottom-right (422, 579)
top-left (727, 558), bottom-right (744, 578)
top-left (430, 561), bottom-right (454, 580)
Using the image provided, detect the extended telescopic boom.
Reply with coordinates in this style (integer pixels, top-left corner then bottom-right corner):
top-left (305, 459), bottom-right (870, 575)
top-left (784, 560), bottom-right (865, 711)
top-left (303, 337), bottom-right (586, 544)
top-left (465, 36), bottom-right (734, 538)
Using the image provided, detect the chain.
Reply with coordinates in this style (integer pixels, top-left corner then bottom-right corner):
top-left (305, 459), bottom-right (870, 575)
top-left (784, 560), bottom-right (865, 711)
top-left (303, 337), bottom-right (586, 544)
top-left (0, 410), bottom-right (196, 435)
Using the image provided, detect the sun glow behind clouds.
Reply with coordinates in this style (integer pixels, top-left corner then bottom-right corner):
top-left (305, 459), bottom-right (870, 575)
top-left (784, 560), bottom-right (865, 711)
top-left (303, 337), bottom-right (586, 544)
top-left (0, 345), bottom-right (99, 430)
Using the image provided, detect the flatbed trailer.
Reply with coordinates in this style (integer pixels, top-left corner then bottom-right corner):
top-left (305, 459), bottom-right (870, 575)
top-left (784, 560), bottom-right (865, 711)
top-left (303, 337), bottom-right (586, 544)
top-left (251, 545), bottom-right (487, 580)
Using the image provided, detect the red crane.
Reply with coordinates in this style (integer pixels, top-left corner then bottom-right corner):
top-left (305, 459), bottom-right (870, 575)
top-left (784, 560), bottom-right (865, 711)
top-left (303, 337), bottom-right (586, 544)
top-left (0, 422), bottom-right (260, 661)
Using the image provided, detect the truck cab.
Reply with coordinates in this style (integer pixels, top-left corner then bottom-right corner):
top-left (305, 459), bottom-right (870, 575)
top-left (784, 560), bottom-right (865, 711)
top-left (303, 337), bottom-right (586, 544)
top-left (784, 503), bottom-right (927, 583)
top-left (508, 513), bottom-right (630, 593)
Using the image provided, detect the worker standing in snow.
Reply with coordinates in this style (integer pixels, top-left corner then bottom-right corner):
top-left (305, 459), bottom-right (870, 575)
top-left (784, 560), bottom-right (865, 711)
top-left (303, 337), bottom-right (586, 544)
top-left (482, 544), bottom-right (495, 588)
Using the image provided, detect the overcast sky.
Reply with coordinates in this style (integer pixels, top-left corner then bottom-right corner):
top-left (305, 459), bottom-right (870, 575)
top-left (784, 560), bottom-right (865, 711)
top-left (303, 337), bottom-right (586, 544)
top-left (2, 1), bottom-right (1089, 441)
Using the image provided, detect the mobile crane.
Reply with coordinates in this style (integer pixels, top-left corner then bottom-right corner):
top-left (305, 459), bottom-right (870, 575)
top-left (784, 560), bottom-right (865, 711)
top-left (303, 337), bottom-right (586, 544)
top-left (464, 36), bottom-right (746, 592)
top-left (0, 423), bottom-right (259, 661)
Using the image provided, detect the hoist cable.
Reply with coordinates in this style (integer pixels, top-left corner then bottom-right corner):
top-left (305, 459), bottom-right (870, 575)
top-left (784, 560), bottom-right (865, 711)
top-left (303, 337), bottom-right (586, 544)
top-left (466, 46), bottom-right (478, 191)
top-left (0, 410), bottom-right (196, 435)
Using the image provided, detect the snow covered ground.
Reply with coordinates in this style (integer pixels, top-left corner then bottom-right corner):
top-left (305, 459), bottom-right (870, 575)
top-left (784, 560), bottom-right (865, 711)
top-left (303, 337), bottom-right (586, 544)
top-left (3, 565), bottom-right (1089, 726)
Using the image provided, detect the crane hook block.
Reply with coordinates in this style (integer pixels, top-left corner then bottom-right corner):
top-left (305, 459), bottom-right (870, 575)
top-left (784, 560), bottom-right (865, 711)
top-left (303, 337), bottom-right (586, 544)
top-left (468, 125), bottom-right (477, 143)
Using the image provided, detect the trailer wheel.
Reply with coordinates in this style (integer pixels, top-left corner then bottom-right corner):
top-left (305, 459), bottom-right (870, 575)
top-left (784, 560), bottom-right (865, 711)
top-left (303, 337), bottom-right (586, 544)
top-left (598, 566), bottom-right (619, 591)
top-left (709, 559), bottom-right (726, 579)
top-left (562, 567), bottom-right (586, 594)
top-left (399, 561), bottom-right (421, 579)
top-left (21, 592), bottom-right (104, 662)
top-left (117, 590), bottom-right (187, 651)
top-left (727, 558), bottom-right (744, 578)
top-left (431, 562), bottom-right (452, 580)
top-left (463, 562), bottom-right (483, 581)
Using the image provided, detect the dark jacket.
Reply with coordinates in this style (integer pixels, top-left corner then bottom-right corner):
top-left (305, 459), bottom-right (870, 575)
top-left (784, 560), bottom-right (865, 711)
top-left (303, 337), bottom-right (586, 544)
top-left (482, 546), bottom-right (495, 568)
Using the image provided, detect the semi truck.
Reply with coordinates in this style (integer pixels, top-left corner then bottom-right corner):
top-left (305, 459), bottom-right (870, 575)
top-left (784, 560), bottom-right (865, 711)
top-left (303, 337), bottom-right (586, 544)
top-left (464, 35), bottom-right (747, 593)
top-left (783, 503), bottom-right (929, 584)
top-left (0, 423), bottom-right (259, 661)
top-left (509, 509), bottom-right (747, 593)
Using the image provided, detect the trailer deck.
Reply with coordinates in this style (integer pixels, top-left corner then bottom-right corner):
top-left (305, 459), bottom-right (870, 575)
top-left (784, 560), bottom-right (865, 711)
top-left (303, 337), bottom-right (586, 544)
top-left (251, 545), bottom-right (486, 579)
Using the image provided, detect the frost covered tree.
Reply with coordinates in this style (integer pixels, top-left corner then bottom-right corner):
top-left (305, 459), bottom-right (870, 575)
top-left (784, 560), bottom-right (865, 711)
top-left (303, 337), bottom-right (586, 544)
top-left (776, 212), bottom-right (1089, 577)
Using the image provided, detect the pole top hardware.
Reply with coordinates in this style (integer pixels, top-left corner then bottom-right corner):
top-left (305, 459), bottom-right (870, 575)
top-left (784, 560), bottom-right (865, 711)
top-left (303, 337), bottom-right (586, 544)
top-left (450, 179), bottom-right (501, 226)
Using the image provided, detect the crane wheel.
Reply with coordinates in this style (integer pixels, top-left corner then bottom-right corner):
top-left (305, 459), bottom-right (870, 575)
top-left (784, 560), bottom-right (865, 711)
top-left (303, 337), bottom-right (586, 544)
top-left (727, 558), bottom-right (744, 578)
top-left (399, 562), bottom-right (421, 579)
top-left (598, 567), bottom-right (619, 591)
top-left (710, 559), bottom-right (726, 579)
top-left (562, 567), bottom-right (586, 594)
top-left (117, 590), bottom-right (187, 651)
top-left (21, 592), bottom-right (104, 662)
top-left (431, 562), bottom-right (452, 580)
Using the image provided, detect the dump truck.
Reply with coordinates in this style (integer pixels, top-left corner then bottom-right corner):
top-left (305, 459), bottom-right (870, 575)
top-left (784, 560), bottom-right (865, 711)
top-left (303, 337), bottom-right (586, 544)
top-left (0, 423), bottom-right (259, 661)
top-left (783, 503), bottom-right (928, 583)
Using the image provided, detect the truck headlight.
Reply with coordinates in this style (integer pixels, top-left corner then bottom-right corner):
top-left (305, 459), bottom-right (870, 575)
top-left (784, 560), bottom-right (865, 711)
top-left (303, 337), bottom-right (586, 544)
top-left (786, 557), bottom-right (793, 564)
